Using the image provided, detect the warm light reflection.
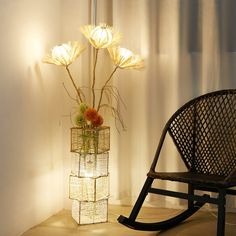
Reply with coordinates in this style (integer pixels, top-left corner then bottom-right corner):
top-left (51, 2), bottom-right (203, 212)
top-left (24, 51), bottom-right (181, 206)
top-left (20, 30), bottom-right (45, 66)
top-left (91, 229), bottom-right (107, 233)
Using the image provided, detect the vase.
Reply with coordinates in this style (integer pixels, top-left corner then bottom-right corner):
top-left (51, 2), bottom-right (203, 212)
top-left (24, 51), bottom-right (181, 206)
top-left (69, 126), bottom-right (110, 224)
top-left (71, 126), bottom-right (110, 154)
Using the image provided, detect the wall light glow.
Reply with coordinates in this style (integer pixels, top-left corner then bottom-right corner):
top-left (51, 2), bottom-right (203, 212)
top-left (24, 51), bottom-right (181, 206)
top-left (20, 30), bottom-right (45, 66)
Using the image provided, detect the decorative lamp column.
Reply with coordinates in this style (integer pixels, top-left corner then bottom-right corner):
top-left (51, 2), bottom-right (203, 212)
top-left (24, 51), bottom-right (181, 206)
top-left (42, 22), bottom-right (144, 224)
top-left (69, 126), bottom-right (110, 224)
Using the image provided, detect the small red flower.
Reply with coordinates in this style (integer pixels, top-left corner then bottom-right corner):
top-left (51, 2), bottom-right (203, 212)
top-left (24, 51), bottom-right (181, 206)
top-left (92, 114), bottom-right (104, 127)
top-left (84, 108), bottom-right (98, 122)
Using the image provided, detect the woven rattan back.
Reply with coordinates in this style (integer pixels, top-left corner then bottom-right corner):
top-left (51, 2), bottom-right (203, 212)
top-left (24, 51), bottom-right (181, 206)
top-left (168, 90), bottom-right (236, 177)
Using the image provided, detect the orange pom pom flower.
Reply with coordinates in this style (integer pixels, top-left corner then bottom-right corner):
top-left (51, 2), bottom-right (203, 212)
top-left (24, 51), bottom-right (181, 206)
top-left (83, 107), bottom-right (104, 127)
top-left (92, 115), bottom-right (104, 127)
top-left (84, 108), bottom-right (98, 122)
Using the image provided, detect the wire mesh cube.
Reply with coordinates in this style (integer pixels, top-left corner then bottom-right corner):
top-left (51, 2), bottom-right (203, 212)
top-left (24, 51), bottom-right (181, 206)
top-left (71, 152), bottom-right (109, 178)
top-left (72, 199), bottom-right (108, 224)
top-left (71, 126), bottom-right (110, 154)
top-left (69, 175), bottom-right (109, 201)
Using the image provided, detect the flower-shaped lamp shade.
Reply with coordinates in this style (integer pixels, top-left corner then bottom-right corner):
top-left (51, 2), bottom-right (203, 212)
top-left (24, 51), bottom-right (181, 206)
top-left (43, 41), bottom-right (85, 66)
top-left (80, 24), bottom-right (121, 49)
top-left (108, 47), bottom-right (144, 69)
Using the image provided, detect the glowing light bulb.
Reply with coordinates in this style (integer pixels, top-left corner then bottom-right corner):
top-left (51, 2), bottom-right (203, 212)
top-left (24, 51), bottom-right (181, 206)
top-left (51, 44), bottom-right (71, 62)
top-left (108, 46), bottom-right (144, 69)
top-left (90, 25), bottom-right (113, 46)
top-left (118, 47), bottom-right (133, 59)
top-left (80, 24), bottom-right (121, 49)
top-left (43, 41), bottom-right (85, 66)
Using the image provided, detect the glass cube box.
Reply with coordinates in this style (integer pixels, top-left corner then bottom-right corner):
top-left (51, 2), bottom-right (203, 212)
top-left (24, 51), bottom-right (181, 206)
top-left (69, 175), bottom-right (109, 201)
top-left (71, 152), bottom-right (109, 178)
top-left (71, 126), bottom-right (110, 154)
top-left (72, 199), bottom-right (108, 224)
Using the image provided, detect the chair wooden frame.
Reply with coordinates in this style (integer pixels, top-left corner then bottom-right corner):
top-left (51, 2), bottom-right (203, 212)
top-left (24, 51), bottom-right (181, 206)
top-left (118, 89), bottom-right (236, 236)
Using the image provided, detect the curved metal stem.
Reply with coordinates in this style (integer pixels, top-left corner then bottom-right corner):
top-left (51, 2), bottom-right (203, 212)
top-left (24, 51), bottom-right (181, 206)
top-left (92, 49), bottom-right (99, 108)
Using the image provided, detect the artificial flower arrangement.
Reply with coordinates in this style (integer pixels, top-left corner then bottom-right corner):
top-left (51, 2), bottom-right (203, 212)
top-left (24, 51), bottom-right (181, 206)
top-left (43, 23), bottom-right (144, 130)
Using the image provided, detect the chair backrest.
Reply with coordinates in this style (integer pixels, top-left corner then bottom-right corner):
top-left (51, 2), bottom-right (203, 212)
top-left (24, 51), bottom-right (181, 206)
top-left (167, 89), bottom-right (236, 177)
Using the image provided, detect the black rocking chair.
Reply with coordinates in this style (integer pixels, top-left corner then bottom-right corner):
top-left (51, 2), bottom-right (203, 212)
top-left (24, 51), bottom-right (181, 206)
top-left (118, 89), bottom-right (236, 236)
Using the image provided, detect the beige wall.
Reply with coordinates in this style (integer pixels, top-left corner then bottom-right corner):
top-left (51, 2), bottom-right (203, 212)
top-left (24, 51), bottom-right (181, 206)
top-left (0, 1), bottom-right (64, 235)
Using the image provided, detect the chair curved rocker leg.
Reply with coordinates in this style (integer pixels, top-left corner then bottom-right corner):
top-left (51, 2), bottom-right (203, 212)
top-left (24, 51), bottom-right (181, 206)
top-left (118, 201), bottom-right (205, 231)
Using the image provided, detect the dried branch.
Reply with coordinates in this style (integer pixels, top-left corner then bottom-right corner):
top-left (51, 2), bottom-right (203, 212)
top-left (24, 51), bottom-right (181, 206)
top-left (62, 82), bottom-right (79, 103)
top-left (100, 103), bottom-right (126, 132)
top-left (97, 66), bottom-right (119, 111)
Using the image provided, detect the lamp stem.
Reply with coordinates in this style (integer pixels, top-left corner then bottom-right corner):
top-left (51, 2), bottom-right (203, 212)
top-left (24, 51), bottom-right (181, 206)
top-left (92, 49), bottom-right (99, 108)
top-left (65, 66), bottom-right (83, 103)
top-left (90, 0), bottom-right (97, 108)
top-left (97, 66), bottom-right (119, 112)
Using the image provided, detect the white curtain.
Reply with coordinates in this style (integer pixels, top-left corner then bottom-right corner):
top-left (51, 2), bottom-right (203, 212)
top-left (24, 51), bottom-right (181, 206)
top-left (63, 0), bottom-right (236, 209)
top-left (101, 0), bottom-right (236, 209)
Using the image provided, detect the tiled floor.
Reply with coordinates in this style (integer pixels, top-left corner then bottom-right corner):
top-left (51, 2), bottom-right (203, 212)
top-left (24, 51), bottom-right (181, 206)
top-left (22, 205), bottom-right (236, 236)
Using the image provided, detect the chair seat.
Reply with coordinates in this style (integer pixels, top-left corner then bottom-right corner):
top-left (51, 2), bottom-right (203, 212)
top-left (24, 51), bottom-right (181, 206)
top-left (148, 170), bottom-right (236, 188)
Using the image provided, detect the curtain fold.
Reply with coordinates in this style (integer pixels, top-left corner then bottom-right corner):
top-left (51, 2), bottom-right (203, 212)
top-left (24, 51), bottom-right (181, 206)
top-left (94, 0), bottom-right (236, 209)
